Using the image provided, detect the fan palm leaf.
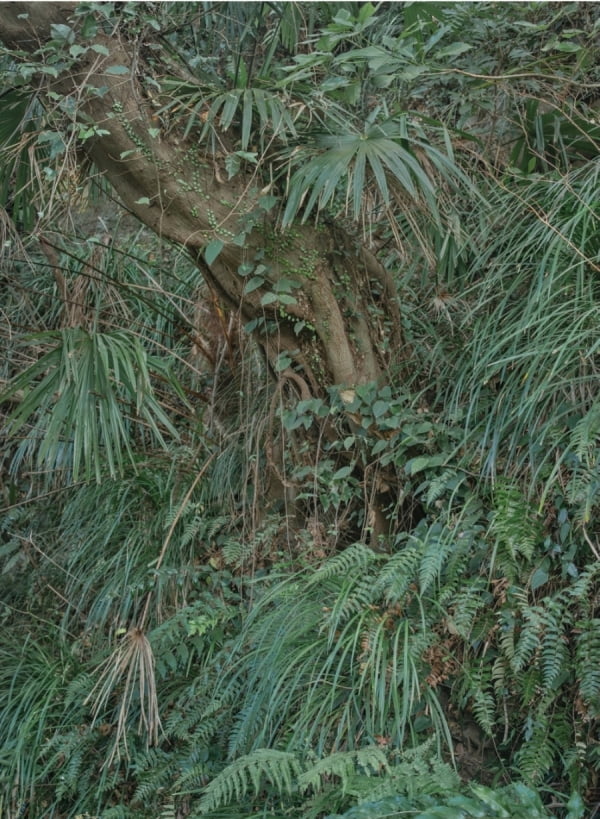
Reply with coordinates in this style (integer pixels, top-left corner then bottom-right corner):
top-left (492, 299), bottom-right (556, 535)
top-left (1, 328), bottom-right (184, 483)
top-left (283, 116), bottom-right (470, 227)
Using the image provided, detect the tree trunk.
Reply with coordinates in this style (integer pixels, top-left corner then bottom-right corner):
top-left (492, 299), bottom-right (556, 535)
top-left (1, 3), bottom-right (407, 538)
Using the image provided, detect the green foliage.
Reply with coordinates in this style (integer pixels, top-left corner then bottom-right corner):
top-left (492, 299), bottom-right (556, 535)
top-left (2, 328), bottom-right (183, 482)
top-left (490, 482), bottom-right (542, 576)
top-left (196, 749), bottom-right (302, 814)
top-left (0, 632), bottom-right (80, 815)
top-left (281, 116), bottom-right (463, 228)
top-left (2, 2), bottom-right (600, 817)
top-left (0, 89), bottom-right (47, 231)
top-left (192, 743), bottom-right (459, 818)
top-left (328, 781), bottom-right (555, 819)
top-left (450, 158), bottom-right (600, 488)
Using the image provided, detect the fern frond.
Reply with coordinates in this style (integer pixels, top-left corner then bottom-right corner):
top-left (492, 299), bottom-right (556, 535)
top-left (538, 600), bottom-right (569, 688)
top-left (425, 468), bottom-right (461, 506)
top-left (570, 402), bottom-right (600, 463)
top-left (132, 747), bottom-right (177, 805)
top-left (159, 802), bottom-right (176, 819)
top-left (393, 739), bottom-right (460, 797)
top-left (566, 461), bottom-right (600, 525)
top-left (461, 665), bottom-right (496, 738)
top-left (373, 544), bottom-right (420, 603)
top-left (514, 715), bottom-right (556, 783)
top-left (308, 543), bottom-right (381, 585)
top-left (226, 698), bottom-right (271, 759)
top-left (449, 581), bottom-right (489, 640)
top-left (326, 573), bottom-right (378, 631)
top-left (511, 606), bottom-right (543, 673)
top-left (568, 562), bottom-right (600, 602)
top-left (418, 533), bottom-right (455, 594)
top-left (491, 482), bottom-right (541, 568)
top-left (197, 749), bottom-right (302, 814)
top-left (298, 747), bottom-right (388, 795)
top-left (575, 618), bottom-right (600, 716)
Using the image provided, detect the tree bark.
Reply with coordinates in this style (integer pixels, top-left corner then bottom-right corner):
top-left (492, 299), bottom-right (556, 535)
top-left (1, 2), bottom-right (404, 391)
top-left (1, 3), bottom-right (407, 538)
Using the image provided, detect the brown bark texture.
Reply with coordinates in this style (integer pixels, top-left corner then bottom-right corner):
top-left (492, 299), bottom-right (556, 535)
top-left (0, 2), bottom-right (405, 398)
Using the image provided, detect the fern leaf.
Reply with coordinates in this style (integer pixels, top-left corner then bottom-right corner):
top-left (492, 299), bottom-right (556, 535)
top-left (575, 618), bottom-right (600, 716)
top-left (539, 601), bottom-right (569, 688)
top-left (298, 747), bottom-right (388, 795)
top-left (447, 573), bottom-right (487, 636)
top-left (462, 666), bottom-right (496, 737)
top-left (308, 543), bottom-right (381, 585)
top-left (511, 607), bottom-right (543, 673)
top-left (373, 544), bottom-right (420, 603)
top-left (418, 533), bottom-right (454, 594)
top-left (566, 461), bottom-right (600, 525)
top-left (514, 716), bottom-right (555, 783)
top-left (491, 482), bottom-right (541, 566)
top-left (197, 749), bottom-right (301, 814)
top-left (570, 403), bottom-right (600, 463)
top-left (425, 468), bottom-right (461, 506)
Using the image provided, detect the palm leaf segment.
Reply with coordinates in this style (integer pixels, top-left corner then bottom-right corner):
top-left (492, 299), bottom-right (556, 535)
top-left (283, 117), bottom-right (460, 226)
top-left (2, 328), bottom-right (181, 482)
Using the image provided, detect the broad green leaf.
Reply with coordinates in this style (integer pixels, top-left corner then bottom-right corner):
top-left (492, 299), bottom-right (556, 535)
top-left (405, 455), bottom-right (446, 475)
top-left (260, 291), bottom-right (279, 306)
top-left (69, 44), bottom-right (88, 58)
top-left (372, 399), bottom-right (389, 418)
top-left (245, 275), bottom-right (265, 293)
top-left (436, 42), bottom-right (473, 58)
top-left (50, 23), bottom-right (74, 42)
top-left (333, 465), bottom-right (354, 480)
top-left (205, 238), bottom-right (224, 265)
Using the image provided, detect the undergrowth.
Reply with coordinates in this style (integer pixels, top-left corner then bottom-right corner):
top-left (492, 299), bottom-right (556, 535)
top-left (1, 2), bottom-right (600, 817)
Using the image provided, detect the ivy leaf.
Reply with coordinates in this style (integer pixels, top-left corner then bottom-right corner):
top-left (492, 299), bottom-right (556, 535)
top-left (531, 565), bottom-right (549, 591)
top-left (105, 65), bottom-right (130, 75)
top-left (372, 399), bottom-right (389, 418)
top-left (260, 291), bottom-right (278, 306)
top-left (69, 44), bottom-right (88, 58)
top-left (80, 15), bottom-right (99, 38)
top-left (333, 465), bottom-right (354, 480)
top-left (275, 353), bottom-right (292, 372)
top-left (50, 23), bottom-right (74, 43)
top-left (244, 276), bottom-right (265, 294)
top-left (259, 194), bottom-right (278, 210)
top-left (204, 239), bottom-right (224, 266)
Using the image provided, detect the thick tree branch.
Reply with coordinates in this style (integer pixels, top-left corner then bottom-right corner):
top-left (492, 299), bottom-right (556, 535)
top-left (0, 2), bottom-right (405, 391)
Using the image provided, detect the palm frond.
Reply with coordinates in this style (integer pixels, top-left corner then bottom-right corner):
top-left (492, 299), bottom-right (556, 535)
top-left (2, 328), bottom-right (183, 483)
top-left (85, 627), bottom-right (161, 764)
top-left (283, 116), bottom-right (467, 228)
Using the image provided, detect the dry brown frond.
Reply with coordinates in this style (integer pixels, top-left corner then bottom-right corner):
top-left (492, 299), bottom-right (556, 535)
top-left (84, 627), bottom-right (161, 765)
top-left (84, 453), bottom-right (218, 763)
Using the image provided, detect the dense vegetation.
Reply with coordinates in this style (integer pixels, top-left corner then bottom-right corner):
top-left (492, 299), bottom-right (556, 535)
top-left (1, 2), bottom-right (599, 816)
